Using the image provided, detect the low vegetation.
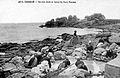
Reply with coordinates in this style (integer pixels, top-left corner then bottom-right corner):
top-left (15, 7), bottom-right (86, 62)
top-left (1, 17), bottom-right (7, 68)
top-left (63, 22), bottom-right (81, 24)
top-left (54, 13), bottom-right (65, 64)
top-left (40, 13), bottom-right (120, 28)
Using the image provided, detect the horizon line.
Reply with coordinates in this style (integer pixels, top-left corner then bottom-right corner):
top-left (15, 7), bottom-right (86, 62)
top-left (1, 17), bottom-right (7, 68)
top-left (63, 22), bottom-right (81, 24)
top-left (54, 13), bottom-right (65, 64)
top-left (1, 18), bottom-right (120, 24)
top-left (0, 22), bottom-right (45, 24)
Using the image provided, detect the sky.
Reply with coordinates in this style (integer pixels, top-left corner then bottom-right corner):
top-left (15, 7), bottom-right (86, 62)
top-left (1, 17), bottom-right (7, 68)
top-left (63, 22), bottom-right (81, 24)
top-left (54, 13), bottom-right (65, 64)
top-left (0, 0), bottom-right (120, 23)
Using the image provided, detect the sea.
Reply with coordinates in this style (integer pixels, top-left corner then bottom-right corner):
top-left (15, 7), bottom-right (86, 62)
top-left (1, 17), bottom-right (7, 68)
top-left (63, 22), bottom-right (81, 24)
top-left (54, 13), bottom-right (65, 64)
top-left (0, 23), bottom-right (102, 43)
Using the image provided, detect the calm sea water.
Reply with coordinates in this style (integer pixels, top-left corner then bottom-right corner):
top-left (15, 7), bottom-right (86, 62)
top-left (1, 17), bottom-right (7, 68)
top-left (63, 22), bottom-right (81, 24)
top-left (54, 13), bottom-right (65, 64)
top-left (0, 23), bottom-right (101, 43)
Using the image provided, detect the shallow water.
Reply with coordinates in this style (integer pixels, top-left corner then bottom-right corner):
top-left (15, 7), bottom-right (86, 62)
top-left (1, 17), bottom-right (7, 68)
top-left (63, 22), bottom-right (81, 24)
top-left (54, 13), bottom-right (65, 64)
top-left (0, 23), bottom-right (102, 43)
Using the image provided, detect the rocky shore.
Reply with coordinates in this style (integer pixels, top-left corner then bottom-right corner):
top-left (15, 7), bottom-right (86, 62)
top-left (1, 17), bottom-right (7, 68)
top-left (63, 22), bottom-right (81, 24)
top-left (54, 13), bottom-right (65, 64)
top-left (0, 29), bottom-right (120, 78)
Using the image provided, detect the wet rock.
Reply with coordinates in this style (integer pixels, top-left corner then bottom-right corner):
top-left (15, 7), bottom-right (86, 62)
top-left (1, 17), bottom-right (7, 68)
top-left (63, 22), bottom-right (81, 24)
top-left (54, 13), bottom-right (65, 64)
top-left (59, 64), bottom-right (89, 78)
top-left (42, 38), bottom-right (57, 45)
top-left (7, 73), bottom-right (25, 78)
top-left (95, 32), bottom-right (112, 38)
top-left (0, 43), bottom-right (20, 52)
top-left (0, 57), bottom-right (12, 66)
top-left (60, 33), bottom-right (72, 41)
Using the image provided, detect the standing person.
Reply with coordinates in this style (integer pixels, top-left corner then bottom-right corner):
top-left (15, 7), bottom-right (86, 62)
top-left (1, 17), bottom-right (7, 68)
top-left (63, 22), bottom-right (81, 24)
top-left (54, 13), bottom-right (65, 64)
top-left (27, 54), bottom-right (38, 68)
top-left (74, 30), bottom-right (77, 37)
top-left (43, 52), bottom-right (52, 68)
top-left (47, 52), bottom-right (55, 63)
top-left (99, 37), bottom-right (104, 44)
top-left (70, 30), bottom-right (78, 46)
top-left (86, 41), bottom-right (94, 60)
top-left (35, 53), bottom-right (43, 65)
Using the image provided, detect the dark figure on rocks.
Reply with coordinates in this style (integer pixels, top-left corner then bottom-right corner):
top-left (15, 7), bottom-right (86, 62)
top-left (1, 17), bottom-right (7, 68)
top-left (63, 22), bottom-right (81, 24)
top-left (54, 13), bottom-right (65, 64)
top-left (86, 41), bottom-right (94, 59)
top-left (62, 58), bottom-right (70, 67)
top-left (26, 52), bottom-right (43, 68)
top-left (57, 58), bottom-right (71, 70)
top-left (27, 55), bottom-right (38, 68)
top-left (74, 30), bottom-right (77, 37)
top-left (106, 49), bottom-right (117, 59)
top-left (43, 55), bottom-right (52, 68)
top-left (47, 48), bottom-right (54, 55)
top-left (99, 37), bottom-right (104, 44)
top-left (35, 54), bottom-right (43, 65)
top-left (75, 59), bottom-right (88, 71)
top-left (70, 30), bottom-right (79, 46)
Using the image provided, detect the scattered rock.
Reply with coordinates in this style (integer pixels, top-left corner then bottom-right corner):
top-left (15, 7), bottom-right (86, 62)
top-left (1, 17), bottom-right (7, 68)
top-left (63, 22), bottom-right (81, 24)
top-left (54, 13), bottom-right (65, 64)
top-left (2, 63), bottom-right (16, 71)
top-left (7, 73), bottom-right (25, 78)
top-left (60, 33), bottom-right (72, 41)
top-left (94, 48), bottom-right (106, 55)
top-left (25, 71), bottom-right (40, 78)
top-left (59, 64), bottom-right (89, 78)
top-left (24, 55), bottom-right (31, 63)
top-left (10, 56), bottom-right (24, 65)
top-left (65, 49), bottom-right (73, 55)
top-left (0, 32), bottom-right (119, 78)
top-left (54, 51), bottom-right (66, 60)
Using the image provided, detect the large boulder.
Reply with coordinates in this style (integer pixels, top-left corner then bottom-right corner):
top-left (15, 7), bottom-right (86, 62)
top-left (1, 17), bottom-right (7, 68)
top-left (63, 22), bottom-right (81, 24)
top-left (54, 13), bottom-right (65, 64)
top-left (54, 51), bottom-right (67, 60)
top-left (2, 63), bottom-right (17, 71)
top-left (96, 32), bottom-right (111, 38)
top-left (65, 49), bottom-right (74, 55)
top-left (41, 46), bottom-right (49, 52)
top-left (105, 54), bottom-right (120, 78)
top-left (62, 40), bottom-right (71, 48)
top-left (24, 55), bottom-right (31, 63)
top-left (60, 33), bottom-right (72, 41)
top-left (69, 36), bottom-right (79, 47)
top-left (58, 64), bottom-right (89, 78)
top-left (74, 47), bottom-right (87, 54)
top-left (72, 47), bottom-right (87, 59)
top-left (31, 61), bottom-right (49, 76)
top-left (109, 34), bottom-right (120, 43)
top-left (72, 51), bottom-right (82, 57)
top-left (94, 48), bottom-right (106, 55)
top-left (109, 43), bottom-right (118, 51)
top-left (31, 66), bottom-right (43, 76)
top-left (10, 56), bottom-right (24, 65)
top-left (25, 71), bottom-right (40, 78)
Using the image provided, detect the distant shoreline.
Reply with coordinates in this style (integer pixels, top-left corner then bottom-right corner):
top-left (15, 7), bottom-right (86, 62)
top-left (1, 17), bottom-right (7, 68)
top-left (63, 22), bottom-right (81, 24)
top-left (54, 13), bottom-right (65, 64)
top-left (39, 13), bottom-right (120, 33)
top-left (0, 27), bottom-right (102, 44)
